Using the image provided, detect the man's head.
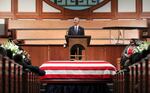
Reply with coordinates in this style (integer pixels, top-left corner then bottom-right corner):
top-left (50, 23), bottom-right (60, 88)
top-left (73, 17), bottom-right (80, 26)
top-left (129, 39), bottom-right (136, 46)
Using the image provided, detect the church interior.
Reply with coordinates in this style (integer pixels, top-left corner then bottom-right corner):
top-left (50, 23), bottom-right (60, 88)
top-left (0, 0), bottom-right (150, 93)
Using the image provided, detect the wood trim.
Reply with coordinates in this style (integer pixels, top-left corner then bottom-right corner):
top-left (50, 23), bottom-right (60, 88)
top-left (141, 0), bottom-right (150, 18)
top-left (63, 9), bottom-right (92, 19)
top-left (137, 0), bottom-right (150, 19)
top-left (8, 20), bottom-right (147, 29)
top-left (116, 12), bottom-right (137, 19)
top-left (141, 12), bottom-right (150, 18)
top-left (15, 13), bottom-right (39, 19)
top-left (136, 0), bottom-right (142, 19)
top-left (15, 0), bottom-right (38, 19)
top-left (0, 18), bottom-right (9, 37)
top-left (0, 12), bottom-right (13, 18)
top-left (111, 0), bottom-right (117, 19)
top-left (36, 0), bottom-right (42, 19)
top-left (4, 18), bottom-right (9, 36)
top-left (12, 0), bottom-right (17, 19)
top-left (91, 13), bottom-right (112, 19)
top-left (41, 13), bottom-right (64, 19)
top-left (0, 0), bottom-right (150, 19)
top-left (115, 0), bottom-right (139, 19)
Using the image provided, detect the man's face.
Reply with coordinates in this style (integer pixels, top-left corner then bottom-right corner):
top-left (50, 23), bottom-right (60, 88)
top-left (130, 40), bottom-right (135, 46)
top-left (73, 18), bottom-right (79, 26)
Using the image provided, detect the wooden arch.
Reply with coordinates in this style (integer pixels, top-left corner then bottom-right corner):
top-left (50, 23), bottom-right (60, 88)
top-left (43, 0), bottom-right (111, 19)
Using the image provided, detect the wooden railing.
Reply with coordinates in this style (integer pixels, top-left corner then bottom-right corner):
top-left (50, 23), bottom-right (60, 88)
top-left (113, 55), bottom-right (150, 93)
top-left (0, 54), bottom-right (40, 93)
top-left (22, 70), bottom-right (41, 93)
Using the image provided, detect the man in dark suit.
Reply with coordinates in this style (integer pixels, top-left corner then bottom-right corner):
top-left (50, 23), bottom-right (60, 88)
top-left (67, 17), bottom-right (85, 60)
top-left (68, 17), bottom-right (85, 35)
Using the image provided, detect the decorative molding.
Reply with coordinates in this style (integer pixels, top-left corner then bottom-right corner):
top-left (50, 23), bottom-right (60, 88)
top-left (0, 0), bottom-right (150, 19)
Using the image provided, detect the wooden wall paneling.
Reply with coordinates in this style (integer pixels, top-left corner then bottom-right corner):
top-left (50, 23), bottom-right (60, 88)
top-left (0, 38), bottom-right (8, 44)
top-left (21, 30), bottom-right (64, 38)
top-left (22, 45), bottom-right (49, 66)
top-left (87, 45), bottom-right (125, 67)
top-left (105, 45), bottom-right (125, 67)
top-left (9, 20), bottom-right (146, 45)
top-left (21, 45), bottom-right (125, 67)
top-left (87, 46), bottom-right (107, 60)
top-left (48, 45), bottom-right (69, 60)
top-left (14, 29), bottom-right (140, 45)
top-left (104, 46), bottom-right (115, 64)
top-left (24, 40), bottom-right (65, 45)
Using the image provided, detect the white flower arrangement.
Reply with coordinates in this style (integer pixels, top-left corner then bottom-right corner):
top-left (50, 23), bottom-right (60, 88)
top-left (1, 40), bottom-right (23, 57)
top-left (134, 41), bottom-right (150, 53)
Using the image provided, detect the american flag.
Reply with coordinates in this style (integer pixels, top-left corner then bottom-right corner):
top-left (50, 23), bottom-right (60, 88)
top-left (40, 61), bottom-right (116, 80)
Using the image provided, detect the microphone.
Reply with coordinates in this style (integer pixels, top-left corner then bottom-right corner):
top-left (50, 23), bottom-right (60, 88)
top-left (66, 30), bottom-right (69, 35)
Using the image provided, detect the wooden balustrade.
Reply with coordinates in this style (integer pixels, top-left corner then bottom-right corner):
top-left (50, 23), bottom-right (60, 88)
top-left (113, 55), bottom-right (150, 93)
top-left (0, 54), bottom-right (40, 93)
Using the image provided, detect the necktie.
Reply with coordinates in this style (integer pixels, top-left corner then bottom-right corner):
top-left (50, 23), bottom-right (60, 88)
top-left (75, 26), bottom-right (78, 34)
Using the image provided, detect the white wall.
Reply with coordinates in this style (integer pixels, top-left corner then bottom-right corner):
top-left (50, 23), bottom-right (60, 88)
top-left (142, 0), bottom-right (150, 12)
top-left (43, 1), bottom-right (61, 12)
top-left (118, 0), bottom-right (136, 12)
top-left (0, 0), bottom-right (11, 12)
top-left (93, 2), bottom-right (111, 13)
top-left (18, 0), bottom-right (36, 12)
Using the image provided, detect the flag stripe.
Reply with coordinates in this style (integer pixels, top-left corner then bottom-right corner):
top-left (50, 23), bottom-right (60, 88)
top-left (40, 66), bottom-right (115, 70)
top-left (45, 70), bottom-right (116, 75)
top-left (40, 74), bottom-right (113, 79)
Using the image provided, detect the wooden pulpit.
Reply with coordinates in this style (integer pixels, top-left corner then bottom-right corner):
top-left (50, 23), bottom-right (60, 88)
top-left (65, 35), bottom-right (91, 60)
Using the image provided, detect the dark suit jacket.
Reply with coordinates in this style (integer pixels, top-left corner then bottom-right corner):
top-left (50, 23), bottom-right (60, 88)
top-left (68, 26), bottom-right (85, 35)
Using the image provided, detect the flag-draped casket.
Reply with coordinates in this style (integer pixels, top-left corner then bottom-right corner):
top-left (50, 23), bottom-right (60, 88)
top-left (40, 61), bottom-right (116, 81)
